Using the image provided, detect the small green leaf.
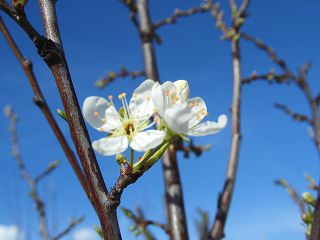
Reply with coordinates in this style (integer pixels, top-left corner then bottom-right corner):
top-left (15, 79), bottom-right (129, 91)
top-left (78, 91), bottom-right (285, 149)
top-left (94, 225), bottom-right (104, 239)
top-left (57, 109), bottom-right (68, 122)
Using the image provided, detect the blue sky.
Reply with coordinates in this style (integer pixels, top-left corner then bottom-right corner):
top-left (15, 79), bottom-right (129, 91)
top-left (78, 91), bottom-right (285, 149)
top-left (1, 0), bottom-right (320, 239)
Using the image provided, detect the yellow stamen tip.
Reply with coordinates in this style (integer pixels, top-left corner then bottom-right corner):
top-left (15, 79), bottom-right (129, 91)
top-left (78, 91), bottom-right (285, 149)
top-left (94, 111), bottom-right (100, 117)
top-left (108, 95), bottom-right (113, 100)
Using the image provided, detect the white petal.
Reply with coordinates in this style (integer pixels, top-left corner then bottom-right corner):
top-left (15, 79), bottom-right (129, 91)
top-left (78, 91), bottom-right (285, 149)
top-left (92, 136), bottom-right (129, 156)
top-left (130, 130), bottom-right (166, 152)
top-left (163, 102), bottom-right (194, 133)
top-left (83, 96), bottom-right (121, 132)
top-left (174, 80), bottom-right (190, 101)
top-left (162, 97), bottom-right (206, 134)
top-left (186, 97), bottom-right (207, 129)
top-left (162, 81), bottom-right (182, 106)
top-left (187, 114), bottom-right (228, 136)
top-left (129, 79), bottom-right (155, 119)
top-left (152, 82), bottom-right (165, 117)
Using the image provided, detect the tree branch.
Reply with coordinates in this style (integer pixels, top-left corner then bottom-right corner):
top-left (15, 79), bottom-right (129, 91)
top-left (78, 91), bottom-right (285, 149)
top-left (242, 70), bottom-right (291, 84)
top-left (274, 103), bottom-right (311, 124)
top-left (153, 3), bottom-right (211, 30)
top-left (209, 1), bottom-right (250, 239)
top-left (96, 66), bottom-right (145, 89)
top-left (136, 1), bottom-right (189, 239)
top-left (52, 216), bottom-right (84, 240)
top-left (36, 1), bottom-right (119, 239)
top-left (0, 15), bottom-right (92, 204)
top-left (275, 179), bottom-right (306, 215)
top-left (122, 207), bottom-right (170, 238)
top-left (4, 106), bottom-right (82, 240)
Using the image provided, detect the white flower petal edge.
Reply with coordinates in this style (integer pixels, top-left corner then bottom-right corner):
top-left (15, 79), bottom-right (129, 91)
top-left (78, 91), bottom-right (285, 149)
top-left (129, 79), bottom-right (155, 120)
top-left (130, 130), bottom-right (166, 152)
top-left (187, 114), bottom-right (228, 136)
top-left (92, 136), bottom-right (129, 156)
top-left (83, 96), bottom-right (121, 132)
top-left (174, 80), bottom-right (190, 101)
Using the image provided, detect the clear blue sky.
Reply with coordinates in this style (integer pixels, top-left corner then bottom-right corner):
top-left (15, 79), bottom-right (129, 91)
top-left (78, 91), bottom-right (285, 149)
top-left (1, 0), bottom-right (320, 239)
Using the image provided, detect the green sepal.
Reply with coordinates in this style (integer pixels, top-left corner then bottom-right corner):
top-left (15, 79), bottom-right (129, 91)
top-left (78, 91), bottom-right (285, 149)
top-left (94, 225), bottom-right (104, 239)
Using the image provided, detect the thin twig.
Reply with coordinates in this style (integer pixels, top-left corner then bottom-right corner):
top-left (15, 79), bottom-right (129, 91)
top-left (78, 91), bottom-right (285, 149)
top-left (122, 207), bottom-right (170, 238)
top-left (0, 15), bottom-right (92, 204)
top-left (153, 3), bottom-right (211, 30)
top-left (275, 179), bottom-right (306, 215)
top-left (96, 66), bottom-right (145, 89)
top-left (4, 106), bottom-right (82, 240)
top-left (242, 70), bottom-right (291, 84)
top-left (275, 103), bottom-right (311, 124)
top-left (241, 19), bottom-right (320, 240)
top-left (52, 217), bottom-right (84, 240)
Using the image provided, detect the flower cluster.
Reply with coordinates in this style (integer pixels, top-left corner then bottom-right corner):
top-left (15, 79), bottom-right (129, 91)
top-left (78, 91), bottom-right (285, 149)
top-left (83, 79), bottom-right (227, 167)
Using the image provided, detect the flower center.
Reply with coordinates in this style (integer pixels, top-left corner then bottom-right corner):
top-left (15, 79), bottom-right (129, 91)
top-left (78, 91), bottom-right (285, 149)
top-left (123, 120), bottom-right (135, 137)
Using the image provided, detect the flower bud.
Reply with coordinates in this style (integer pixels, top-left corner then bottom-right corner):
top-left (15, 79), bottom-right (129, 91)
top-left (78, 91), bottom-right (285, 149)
top-left (303, 192), bottom-right (315, 206)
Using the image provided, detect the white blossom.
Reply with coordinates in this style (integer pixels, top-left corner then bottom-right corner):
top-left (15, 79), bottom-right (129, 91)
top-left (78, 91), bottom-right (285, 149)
top-left (83, 79), bottom-right (165, 156)
top-left (152, 80), bottom-right (227, 136)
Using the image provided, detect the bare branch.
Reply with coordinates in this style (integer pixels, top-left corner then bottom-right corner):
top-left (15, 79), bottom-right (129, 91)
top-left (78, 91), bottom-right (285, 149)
top-left (176, 138), bottom-right (211, 158)
top-left (96, 66), bottom-right (145, 89)
top-left (122, 207), bottom-right (170, 237)
top-left (305, 173), bottom-right (319, 192)
top-left (53, 216), bottom-right (84, 240)
top-left (35, 161), bottom-right (60, 184)
top-left (275, 103), bottom-right (311, 124)
top-left (0, 16), bottom-right (92, 203)
top-left (275, 179), bottom-right (306, 215)
top-left (37, 1), bottom-right (120, 239)
top-left (153, 3), bottom-right (211, 30)
top-left (242, 70), bottom-right (291, 85)
top-left (4, 106), bottom-right (52, 240)
top-left (209, 1), bottom-right (251, 239)
top-left (195, 209), bottom-right (210, 240)
top-left (241, 33), bottom-right (291, 74)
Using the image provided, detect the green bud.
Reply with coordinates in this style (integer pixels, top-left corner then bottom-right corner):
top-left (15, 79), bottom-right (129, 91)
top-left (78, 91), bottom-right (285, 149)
top-left (134, 229), bottom-right (143, 236)
top-left (94, 225), bottom-right (104, 239)
top-left (116, 154), bottom-right (127, 165)
top-left (57, 109), bottom-right (68, 122)
top-left (303, 192), bottom-right (316, 206)
top-left (236, 17), bottom-right (245, 26)
top-left (129, 225), bottom-right (137, 231)
top-left (121, 208), bottom-right (134, 218)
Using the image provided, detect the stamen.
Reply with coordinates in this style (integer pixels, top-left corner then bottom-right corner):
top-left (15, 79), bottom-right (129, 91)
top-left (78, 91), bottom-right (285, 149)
top-left (108, 95), bottom-right (113, 100)
top-left (189, 102), bottom-right (194, 108)
top-left (94, 111), bottom-right (100, 117)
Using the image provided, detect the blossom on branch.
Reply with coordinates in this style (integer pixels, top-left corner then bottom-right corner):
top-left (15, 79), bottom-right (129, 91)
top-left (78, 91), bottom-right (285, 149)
top-left (152, 80), bottom-right (227, 137)
top-left (83, 80), bottom-right (165, 156)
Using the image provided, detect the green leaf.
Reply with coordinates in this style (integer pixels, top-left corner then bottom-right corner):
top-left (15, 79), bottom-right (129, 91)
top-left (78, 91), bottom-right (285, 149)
top-left (57, 109), bottom-right (68, 122)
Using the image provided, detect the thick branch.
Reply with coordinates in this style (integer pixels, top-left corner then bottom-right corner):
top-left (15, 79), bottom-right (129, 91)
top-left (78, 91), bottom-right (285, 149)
top-left (136, 0), bottom-right (189, 239)
top-left (96, 66), bottom-right (145, 89)
top-left (37, 1), bottom-right (119, 239)
top-left (0, 15), bottom-right (92, 203)
top-left (153, 3), bottom-right (211, 30)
